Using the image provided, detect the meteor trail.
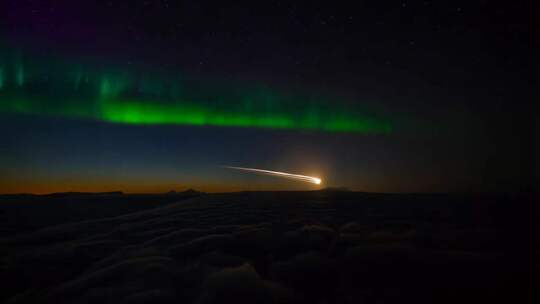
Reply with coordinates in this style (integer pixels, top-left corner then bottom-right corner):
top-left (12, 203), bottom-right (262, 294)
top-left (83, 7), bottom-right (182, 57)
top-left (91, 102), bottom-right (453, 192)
top-left (222, 166), bottom-right (322, 185)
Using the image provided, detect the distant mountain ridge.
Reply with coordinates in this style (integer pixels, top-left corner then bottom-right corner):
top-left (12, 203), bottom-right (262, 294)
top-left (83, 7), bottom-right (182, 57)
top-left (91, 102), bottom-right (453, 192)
top-left (0, 189), bottom-right (203, 198)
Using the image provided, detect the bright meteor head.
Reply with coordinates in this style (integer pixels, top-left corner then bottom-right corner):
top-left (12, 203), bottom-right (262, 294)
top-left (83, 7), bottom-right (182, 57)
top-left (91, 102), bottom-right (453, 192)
top-left (223, 166), bottom-right (322, 185)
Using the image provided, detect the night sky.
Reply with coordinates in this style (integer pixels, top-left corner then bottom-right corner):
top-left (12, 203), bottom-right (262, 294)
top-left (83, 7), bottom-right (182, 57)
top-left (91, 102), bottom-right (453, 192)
top-left (0, 0), bottom-right (531, 194)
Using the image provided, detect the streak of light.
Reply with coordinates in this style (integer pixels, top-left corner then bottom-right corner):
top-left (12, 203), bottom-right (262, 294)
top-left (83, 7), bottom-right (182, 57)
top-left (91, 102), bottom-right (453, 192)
top-left (222, 166), bottom-right (322, 185)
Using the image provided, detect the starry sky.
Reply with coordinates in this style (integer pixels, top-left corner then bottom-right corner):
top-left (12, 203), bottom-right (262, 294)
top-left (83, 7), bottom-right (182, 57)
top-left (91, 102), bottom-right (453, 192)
top-left (0, 0), bottom-right (531, 194)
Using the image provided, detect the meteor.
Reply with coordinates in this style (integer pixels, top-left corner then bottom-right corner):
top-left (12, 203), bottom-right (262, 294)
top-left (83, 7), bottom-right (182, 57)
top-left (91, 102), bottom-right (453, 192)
top-left (223, 166), bottom-right (322, 185)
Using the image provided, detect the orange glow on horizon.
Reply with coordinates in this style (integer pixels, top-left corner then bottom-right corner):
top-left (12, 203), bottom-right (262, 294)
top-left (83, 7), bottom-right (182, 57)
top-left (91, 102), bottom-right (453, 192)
top-left (0, 178), bottom-right (323, 195)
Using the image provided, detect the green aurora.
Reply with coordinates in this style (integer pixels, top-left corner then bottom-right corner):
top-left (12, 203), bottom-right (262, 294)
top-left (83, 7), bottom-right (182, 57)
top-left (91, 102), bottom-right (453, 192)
top-left (0, 53), bottom-right (392, 133)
